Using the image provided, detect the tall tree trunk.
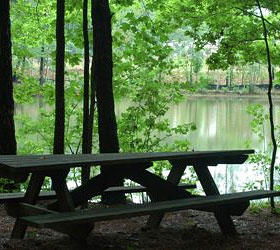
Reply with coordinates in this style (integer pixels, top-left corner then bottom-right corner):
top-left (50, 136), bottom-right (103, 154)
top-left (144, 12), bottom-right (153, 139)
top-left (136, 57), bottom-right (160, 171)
top-left (226, 68), bottom-right (232, 89)
top-left (256, 0), bottom-right (277, 211)
top-left (92, 0), bottom-right (125, 204)
top-left (88, 57), bottom-right (96, 152)
top-left (39, 46), bottom-right (45, 86)
top-left (0, 0), bottom-right (26, 186)
top-left (53, 0), bottom-right (65, 155)
top-left (82, 0), bottom-right (91, 196)
top-left (230, 67), bottom-right (233, 90)
top-left (241, 67), bottom-right (245, 88)
top-left (0, 0), bottom-right (17, 156)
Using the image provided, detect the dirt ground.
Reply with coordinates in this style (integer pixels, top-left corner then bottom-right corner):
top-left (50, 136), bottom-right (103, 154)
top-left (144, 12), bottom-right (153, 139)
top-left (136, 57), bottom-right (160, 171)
top-left (1, 204), bottom-right (280, 250)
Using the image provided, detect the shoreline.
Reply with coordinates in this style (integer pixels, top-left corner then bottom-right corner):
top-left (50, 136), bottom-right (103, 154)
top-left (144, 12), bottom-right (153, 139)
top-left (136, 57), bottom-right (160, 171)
top-left (184, 90), bottom-right (280, 99)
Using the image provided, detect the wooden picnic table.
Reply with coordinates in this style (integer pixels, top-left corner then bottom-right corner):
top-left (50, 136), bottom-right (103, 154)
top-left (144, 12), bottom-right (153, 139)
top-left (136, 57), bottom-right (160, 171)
top-left (0, 149), bottom-right (279, 240)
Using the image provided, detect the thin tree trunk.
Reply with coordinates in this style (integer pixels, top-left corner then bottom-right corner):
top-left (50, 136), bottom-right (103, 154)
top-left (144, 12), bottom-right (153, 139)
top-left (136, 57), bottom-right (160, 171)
top-left (45, 57), bottom-right (49, 81)
top-left (230, 67), bottom-right (233, 89)
top-left (81, 0), bottom-right (91, 208)
top-left (53, 0), bottom-right (65, 155)
top-left (241, 67), bottom-right (245, 88)
top-left (256, 0), bottom-right (277, 211)
top-left (92, 0), bottom-right (125, 204)
top-left (39, 46), bottom-right (45, 86)
top-left (88, 57), bottom-right (96, 152)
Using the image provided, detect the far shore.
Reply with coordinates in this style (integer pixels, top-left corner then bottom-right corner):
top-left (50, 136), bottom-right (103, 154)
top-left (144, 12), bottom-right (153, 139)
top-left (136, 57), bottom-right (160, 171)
top-left (185, 90), bottom-right (280, 99)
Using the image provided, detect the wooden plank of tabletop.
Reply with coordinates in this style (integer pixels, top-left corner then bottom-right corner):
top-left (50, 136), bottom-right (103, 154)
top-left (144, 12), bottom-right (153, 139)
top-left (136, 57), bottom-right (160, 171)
top-left (0, 150), bottom-right (254, 173)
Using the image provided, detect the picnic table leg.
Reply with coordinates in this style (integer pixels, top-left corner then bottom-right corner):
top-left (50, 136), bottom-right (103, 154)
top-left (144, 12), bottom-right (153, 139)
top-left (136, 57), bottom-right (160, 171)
top-left (48, 172), bottom-right (124, 209)
top-left (11, 174), bottom-right (45, 239)
top-left (146, 161), bottom-right (187, 228)
top-left (51, 173), bottom-right (75, 211)
top-left (193, 165), bottom-right (237, 235)
top-left (50, 173), bottom-right (94, 240)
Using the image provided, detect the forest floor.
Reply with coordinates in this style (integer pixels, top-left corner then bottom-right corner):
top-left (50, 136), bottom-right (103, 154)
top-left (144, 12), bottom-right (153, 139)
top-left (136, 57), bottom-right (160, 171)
top-left (1, 204), bottom-right (280, 250)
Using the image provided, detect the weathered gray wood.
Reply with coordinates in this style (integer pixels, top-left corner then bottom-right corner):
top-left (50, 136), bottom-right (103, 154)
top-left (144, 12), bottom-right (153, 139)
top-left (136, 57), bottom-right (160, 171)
top-left (50, 172), bottom-right (93, 239)
top-left (194, 165), bottom-right (238, 235)
top-left (48, 172), bottom-right (122, 211)
top-left (0, 150), bottom-right (254, 240)
top-left (19, 190), bottom-right (280, 231)
top-left (105, 183), bottom-right (196, 193)
top-left (192, 165), bottom-right (249, 215)
top-left (11, 174), bottom-right (45, 239)
top-left (146, 160), bottom-right (187, 228)
top-left (0, 150), bottom-right (254, 174)
top-left (51, 172), bottom-right (75, 212)
top-left (6, 202), bottom-right (57, 218)
top-left (0, 191), bottom-right (56, 203)
top-left (124, 169), bottom-right (192, 200)
top-left (48, 164), bottom-right (151, 209)
top-left (0, 183), bottom-right (196, 205)
top-left (167, 160), bottom-right (188, 184)
top-left (6, 203), bottom-right (91, 239)
top-left (184, 155), bottom-right (249, 167)
top-left (59, 172), bottom-right (123, 209)
top-left (0, 183), bottom-right (196, 204)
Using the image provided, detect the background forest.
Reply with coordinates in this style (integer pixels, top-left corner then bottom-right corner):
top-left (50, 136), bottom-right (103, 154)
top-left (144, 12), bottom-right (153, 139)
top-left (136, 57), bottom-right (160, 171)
top-left (2, 0), bottom-right (280, 193)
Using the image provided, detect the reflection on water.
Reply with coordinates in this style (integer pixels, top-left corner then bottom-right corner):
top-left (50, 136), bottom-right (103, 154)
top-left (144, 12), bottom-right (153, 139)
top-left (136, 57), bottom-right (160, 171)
top-left (117, 95), bottom-right (280, 193)
top-left (166, 96), bottom-right (280, 151)
top-left (16, 95), bottom-right (280, 193)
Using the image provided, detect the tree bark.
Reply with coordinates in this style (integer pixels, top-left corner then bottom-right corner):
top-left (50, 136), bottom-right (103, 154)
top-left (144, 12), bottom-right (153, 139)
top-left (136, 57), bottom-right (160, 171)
top-left (0, 0), bottom-right (17, 156)
top-left (256, 0), bottom-right (277, 211)
top-left (0, 0), bottom-right (26, 187)
top-left (53, 0), bottom-right (65, 155)
top-left (88, 57), bottom-right (96, 152)
top-left (39, 46), bottom-right (45, 86)
top-left (92, 0), bottom-right (125, 204)
top-left (82, 0), bottom-right (91, 202)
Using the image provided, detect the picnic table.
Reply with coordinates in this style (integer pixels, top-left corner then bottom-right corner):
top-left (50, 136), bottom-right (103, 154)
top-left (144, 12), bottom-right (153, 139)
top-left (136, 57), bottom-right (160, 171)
top-left (0, 149), bottom-right (279, 240)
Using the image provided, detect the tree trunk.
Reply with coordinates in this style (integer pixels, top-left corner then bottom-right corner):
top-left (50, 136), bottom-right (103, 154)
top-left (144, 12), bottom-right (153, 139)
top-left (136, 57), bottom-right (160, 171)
top-left (39, 46), bottom-right (45, 86)
top-left (92, 0), bottom-right (125, 204)
top-left (256, 0), bottom-right (277, 211)
top-left (0, 0), bottom-right (25, 188)
top-left (53, 0), bottom-right (65, 155)
top-left (0, 0), bottom-right (17, 156)
top-left (230, 67), bottom-right (233, 90)
top-left (82, 0), bottom-right (91, 202)
top-left (88, 57), bottom-right (96, 152)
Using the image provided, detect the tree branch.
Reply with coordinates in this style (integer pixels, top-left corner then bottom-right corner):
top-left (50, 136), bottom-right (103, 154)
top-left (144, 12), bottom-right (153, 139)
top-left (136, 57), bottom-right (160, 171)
top-left (234, 6), bottom-right (278, 30)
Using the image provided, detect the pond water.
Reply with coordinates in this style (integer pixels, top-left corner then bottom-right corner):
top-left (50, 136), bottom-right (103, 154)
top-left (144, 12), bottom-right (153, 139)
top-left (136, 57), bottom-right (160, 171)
top-left (16, 95), bottom-right (280, 194)
top-left (116, 95), bottom-right (280, 193)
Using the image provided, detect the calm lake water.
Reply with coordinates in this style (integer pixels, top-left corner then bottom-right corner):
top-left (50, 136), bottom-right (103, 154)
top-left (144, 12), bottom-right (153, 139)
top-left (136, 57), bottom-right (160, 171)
top-left (16, 95), bottom-right (280, 193)
top-left (117, 95), bottom-right (280, 193)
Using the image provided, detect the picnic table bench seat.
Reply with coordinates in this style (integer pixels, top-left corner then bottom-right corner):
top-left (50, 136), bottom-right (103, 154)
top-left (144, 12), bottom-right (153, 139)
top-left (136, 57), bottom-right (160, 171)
top-left (20, 190), bottom-right (280, 229)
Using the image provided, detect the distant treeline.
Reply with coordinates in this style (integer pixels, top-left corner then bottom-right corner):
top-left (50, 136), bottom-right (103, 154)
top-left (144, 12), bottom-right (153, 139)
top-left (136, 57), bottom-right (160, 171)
top-left (207, 84), bottom-right (280, 90)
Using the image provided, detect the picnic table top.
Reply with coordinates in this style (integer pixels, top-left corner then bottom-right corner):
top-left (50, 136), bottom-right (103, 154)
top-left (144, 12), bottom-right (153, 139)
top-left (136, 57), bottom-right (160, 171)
top-left (0, 150), bottom-right (254, 173)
